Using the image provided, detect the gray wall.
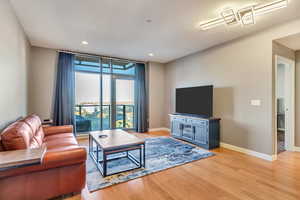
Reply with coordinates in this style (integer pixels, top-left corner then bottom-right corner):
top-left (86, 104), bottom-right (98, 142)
top-left (296, 51), bottom-right (300, 147)
top-left (148, 62), bottom-right (165, 129)
top-left (272, 41), bottom-right (295, 61)
top-left (0, 0), bottom-right (30, 129)
top-left (164, 18), bottom-right (300, 155)
top-left (24, 15), bottom-right (300, 154)
top-left (28, 47), bottom-right (57, 120)
top-left (28, 47), bottom-right (166, 129)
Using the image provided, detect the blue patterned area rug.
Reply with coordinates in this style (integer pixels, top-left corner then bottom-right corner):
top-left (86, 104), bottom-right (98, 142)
top-left (86, 136), bottom-right (214, 191)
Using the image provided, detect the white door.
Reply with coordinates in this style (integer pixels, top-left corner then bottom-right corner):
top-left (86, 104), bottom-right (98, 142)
top-left (275, 55), bottom-right (295, 152)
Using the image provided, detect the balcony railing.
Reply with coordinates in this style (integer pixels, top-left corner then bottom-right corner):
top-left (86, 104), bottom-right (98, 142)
top-left (74, 104), bottom-right (134, 133)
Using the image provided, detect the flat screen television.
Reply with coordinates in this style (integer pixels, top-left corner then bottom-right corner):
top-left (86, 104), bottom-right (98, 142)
top-left (176, 85), bottom-right (213, 117)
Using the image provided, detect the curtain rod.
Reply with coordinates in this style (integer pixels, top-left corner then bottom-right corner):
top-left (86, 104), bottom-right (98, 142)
top-left (57, 49), bottom-right (146, 64)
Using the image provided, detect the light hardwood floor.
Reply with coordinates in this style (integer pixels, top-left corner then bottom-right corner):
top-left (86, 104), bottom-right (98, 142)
top-left (68, 131), bottom-right (300, 200)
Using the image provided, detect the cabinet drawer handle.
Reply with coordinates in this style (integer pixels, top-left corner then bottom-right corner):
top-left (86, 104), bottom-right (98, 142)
top-left (180, 124), bottom-right (184, 130)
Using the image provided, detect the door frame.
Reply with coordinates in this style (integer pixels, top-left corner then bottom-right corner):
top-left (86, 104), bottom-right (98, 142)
top-left (274, 55), bottom-right (295, 153)
top-left (74, 56), bottom-right (137, 134)
top-left (111, 74), bottom-right (136, 130)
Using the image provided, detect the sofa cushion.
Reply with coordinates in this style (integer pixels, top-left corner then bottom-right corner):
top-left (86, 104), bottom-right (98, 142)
top-left (1, 121), bottom-right (33, 150)
top-left (29, 127), bottom-right (44, 149)
top-left (44, 133), bottom-right (74, 142)
top-left (43, 125), bottom-right (73, 136)
top-left (23, 114), bottom-right (41, 133)
top-left (23, 114), bottom-right (44, 142)
top-left (0, 139), bottom-right (4, 151)
top-left (44, 136), bottom-right (78, 150)
top-left (23, 114), bottom-right (44, 149)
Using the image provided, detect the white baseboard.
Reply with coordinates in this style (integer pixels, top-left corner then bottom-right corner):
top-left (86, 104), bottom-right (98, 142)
top-left (293, 146), bottom-right (300, 152)
top-left (148, 127), bottom-right (170, 132)
top-left (220, 142), bottom-right (277, 161)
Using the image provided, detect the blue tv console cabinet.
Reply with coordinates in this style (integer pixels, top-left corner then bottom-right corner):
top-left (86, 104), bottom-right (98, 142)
top-left (169, 114), bottom-right (220, 150)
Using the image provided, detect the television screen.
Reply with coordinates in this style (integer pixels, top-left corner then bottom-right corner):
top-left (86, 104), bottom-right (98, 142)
top-left (176, 85), bottom-right (213, 117)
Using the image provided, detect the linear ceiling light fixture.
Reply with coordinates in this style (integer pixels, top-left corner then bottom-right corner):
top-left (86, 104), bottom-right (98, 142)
top-left (198, 0), bottom-right (288, 30)
top-left (221, 8), bottom-right (239, 25)
top-left (238, 6), bottom-right (255, 26)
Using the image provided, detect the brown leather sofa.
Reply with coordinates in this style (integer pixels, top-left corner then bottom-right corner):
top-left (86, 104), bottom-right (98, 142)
top-left (0, 114), bottom-right (87, 200)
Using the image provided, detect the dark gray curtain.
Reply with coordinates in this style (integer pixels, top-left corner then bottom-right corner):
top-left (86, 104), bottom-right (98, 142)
top-left (53, 52), bottom-right (75, 126)
top-left (135, 63), bottom-right (148, 133)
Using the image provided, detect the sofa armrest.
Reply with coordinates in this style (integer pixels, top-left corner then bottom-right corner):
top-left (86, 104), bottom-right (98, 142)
top-left (42, 146), bottom-right (86, 168)
top-left (43, 125), bottom-right (73, 136)
top-left (0, 147), bottom-right (45, 170)
top-left (0, 146), bottom-right (86, 179)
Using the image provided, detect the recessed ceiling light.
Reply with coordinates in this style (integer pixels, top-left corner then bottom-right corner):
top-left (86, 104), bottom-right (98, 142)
top-left (146, 19), bottom-right (152, 23)
top-left (148, 53), bottom-right (154, 57)
top-left (81, 41), bottom-right (88, 45)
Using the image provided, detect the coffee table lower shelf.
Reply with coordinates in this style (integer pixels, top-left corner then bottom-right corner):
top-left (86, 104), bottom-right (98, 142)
top-left (89, 135), bottom-right (146, 177)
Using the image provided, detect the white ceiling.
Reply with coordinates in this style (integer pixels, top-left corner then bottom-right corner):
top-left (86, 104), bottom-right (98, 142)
top-left (276, 32), bottom-right (300, 51)
top-left (9, 0), bottom-right (300, 63)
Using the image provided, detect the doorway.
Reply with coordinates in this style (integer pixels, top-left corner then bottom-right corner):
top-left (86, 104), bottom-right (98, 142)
top-left (74, 55), bottom-right (136, 134)
top-left (275, 55), bottom-right (295, 154)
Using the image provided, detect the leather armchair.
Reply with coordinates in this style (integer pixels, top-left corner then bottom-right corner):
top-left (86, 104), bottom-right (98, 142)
top-left (0, 114), bottom-right (86, 200)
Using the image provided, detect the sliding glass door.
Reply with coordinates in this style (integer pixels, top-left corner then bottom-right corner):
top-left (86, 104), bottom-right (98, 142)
top-left (114, 78), bottom-right (135, 129)
top-left (74, 55), bottom-right (136, 134)
top-left (75, 71), bottom-right (101, 132)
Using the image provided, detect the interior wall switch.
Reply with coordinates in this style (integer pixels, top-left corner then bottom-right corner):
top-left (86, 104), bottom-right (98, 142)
top-left (251, 99), bottom-right (261, 106)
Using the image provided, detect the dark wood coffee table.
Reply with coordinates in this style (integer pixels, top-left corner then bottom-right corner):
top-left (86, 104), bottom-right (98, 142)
top-left (88, 129), bottom-right (146, 177)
